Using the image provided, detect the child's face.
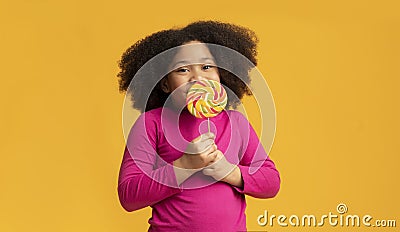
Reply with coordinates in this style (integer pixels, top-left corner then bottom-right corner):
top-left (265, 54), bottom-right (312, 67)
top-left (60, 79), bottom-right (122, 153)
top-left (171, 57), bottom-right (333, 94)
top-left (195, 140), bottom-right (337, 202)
top-left (161, 41), bottom-right (220, 109)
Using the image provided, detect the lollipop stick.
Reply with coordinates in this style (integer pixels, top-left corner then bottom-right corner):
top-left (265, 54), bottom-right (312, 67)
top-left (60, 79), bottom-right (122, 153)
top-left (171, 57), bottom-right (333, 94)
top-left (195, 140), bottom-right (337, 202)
top-left (208, 118), bottom-right (210, 133)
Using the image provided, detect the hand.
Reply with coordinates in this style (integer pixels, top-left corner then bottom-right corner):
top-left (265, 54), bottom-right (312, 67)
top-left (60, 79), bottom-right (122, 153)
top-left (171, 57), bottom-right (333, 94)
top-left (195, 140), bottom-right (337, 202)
top-left (173, 132), bottom-right (218, 170)
top-left (202, 150), bottom-right (244, 188)
top-left (185, 132), bottom-right (215, 155)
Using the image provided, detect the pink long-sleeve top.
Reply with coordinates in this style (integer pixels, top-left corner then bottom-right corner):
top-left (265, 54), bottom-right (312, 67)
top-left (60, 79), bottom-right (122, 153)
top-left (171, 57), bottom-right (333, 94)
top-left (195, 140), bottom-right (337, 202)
top-left (118, 107), bottom-right (280, 232)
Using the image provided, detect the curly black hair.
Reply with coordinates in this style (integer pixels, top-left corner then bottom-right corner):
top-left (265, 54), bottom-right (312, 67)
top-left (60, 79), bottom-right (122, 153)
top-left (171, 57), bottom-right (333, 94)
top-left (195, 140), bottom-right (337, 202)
top-left (117, 20), bottom-right (259, 112)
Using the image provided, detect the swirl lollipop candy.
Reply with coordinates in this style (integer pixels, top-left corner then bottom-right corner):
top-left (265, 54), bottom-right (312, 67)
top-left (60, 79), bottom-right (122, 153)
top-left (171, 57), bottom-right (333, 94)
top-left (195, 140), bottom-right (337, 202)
top-left (186, 79), bottom-right (228, 132)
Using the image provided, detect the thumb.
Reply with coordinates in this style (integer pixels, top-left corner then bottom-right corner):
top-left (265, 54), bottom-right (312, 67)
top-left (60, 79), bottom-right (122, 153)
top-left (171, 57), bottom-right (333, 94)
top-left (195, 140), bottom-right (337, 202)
top-left (200, 132), bottom-right (215, 141)
top-left (202, 168), bottom-right (214, 176)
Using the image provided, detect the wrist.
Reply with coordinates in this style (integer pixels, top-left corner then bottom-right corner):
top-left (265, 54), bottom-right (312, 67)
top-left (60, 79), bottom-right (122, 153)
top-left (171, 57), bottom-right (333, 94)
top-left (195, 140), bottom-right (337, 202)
top-left (224, 165), bottom-right (243, 188)
top-left (173, 157), bottom-right (184, 169)
top-left (173, 158), bottom-right (199, 186)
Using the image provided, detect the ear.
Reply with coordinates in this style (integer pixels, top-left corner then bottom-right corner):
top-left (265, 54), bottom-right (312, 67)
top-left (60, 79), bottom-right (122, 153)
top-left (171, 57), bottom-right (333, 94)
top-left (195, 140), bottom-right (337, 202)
top-left (160, 78), bottom-right (170, 93)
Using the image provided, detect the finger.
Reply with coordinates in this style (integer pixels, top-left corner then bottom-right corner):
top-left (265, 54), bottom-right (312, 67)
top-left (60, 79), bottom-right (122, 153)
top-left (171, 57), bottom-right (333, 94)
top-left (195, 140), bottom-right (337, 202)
top-left (200, 132), bottom-right (215, 142)
top-left (205, 150), bottom-right (218, 163)
top-left (196, 142), bottom-right (213, 154)
top-left (192, 135), bottom-right (202, 143)
top-left (214, 150), bottom-right (223, 159)
top-left (192, 132), bottom-right (213, 143)
top-left (202, 168), bottom-right (214, 176)
top-left (203, 138), bottom-right (215, 148)
top-left (197, 140), bottom-right (216, 154)
top-left (206, 144), bottom-right (217, 154)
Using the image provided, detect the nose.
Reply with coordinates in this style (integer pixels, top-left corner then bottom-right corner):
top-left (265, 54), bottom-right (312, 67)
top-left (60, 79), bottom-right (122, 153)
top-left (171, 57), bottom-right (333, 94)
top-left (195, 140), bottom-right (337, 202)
top-left (190, 66), bottom-right (205, 82)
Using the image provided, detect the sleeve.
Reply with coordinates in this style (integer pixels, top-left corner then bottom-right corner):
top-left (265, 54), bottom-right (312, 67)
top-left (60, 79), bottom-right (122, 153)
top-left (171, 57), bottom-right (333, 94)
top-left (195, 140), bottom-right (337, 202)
top-left (117, 113), bottom-right (182, 212)
top-left (231, 112), bottom-right (281, 198)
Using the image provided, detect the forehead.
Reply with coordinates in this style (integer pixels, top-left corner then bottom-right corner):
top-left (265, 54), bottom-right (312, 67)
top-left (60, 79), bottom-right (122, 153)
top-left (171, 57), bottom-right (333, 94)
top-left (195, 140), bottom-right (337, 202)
top-left (170, 43), bottom-right (215, 68)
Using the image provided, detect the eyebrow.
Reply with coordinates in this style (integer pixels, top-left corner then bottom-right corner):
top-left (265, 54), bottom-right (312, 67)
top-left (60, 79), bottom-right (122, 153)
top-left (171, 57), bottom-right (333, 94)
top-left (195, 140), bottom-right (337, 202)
top-left (171, 57), bottom-right (216, 69)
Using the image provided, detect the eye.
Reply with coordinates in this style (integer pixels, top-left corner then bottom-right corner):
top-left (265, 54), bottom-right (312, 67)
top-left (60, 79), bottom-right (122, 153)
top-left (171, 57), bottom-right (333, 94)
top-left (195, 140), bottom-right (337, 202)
top-left (202, 64), bottom-right (216, 70)
top-left (175, 67), bottom-right (189, 73)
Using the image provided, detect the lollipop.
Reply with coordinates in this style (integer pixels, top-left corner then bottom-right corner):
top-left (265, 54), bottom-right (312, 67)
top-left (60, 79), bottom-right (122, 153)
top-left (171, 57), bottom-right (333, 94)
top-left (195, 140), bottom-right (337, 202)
top-left (186, 80), bottom-right (227, 132)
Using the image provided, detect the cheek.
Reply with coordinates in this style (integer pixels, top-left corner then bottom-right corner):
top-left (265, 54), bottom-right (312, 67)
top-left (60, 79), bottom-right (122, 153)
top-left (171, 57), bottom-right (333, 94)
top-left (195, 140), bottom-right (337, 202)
top-left (170, 82), bottom-right (189, 103)
top-left (211, 71), bottom-right (221, 82)
top-left (169, 78), bottom-right (188, 91)
top-left (171, 90), bottom-right (187, 108)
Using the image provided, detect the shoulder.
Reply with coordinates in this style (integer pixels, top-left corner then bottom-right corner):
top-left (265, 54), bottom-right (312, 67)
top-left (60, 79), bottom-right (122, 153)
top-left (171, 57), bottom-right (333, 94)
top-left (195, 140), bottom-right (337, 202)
top-left (225, 110), bottom-right (253, 137)
top-left (137, 107), bottom-right (163, 122)
top-left (225, 110), bottom-right (249, 124)
top-left (131, 107), bottom-right (163, 134)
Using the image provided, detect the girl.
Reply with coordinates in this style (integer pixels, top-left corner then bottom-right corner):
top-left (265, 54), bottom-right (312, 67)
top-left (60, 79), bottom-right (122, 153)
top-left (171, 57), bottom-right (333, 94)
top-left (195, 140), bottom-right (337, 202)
top-left (117, 21), bottom-right (280, 232)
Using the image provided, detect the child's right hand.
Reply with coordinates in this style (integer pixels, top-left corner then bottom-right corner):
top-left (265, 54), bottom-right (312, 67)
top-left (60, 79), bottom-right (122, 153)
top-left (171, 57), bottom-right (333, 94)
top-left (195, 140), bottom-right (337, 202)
top-left (174, 132), bottom-right (218, 170)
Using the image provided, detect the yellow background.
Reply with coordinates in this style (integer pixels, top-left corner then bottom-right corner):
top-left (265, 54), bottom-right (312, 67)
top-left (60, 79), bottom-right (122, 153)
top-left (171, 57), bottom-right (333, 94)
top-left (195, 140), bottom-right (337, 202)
top-left (1, 0), bottom-right (399, 231)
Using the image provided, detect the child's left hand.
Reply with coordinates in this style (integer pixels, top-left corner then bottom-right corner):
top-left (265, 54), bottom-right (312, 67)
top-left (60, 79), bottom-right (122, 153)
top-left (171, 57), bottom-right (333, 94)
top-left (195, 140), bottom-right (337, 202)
top-left (202, 150), bottom-right (244, 188)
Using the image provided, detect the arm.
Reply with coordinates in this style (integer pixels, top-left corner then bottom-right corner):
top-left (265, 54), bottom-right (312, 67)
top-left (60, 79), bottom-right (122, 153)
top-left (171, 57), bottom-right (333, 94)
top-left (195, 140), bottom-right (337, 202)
top-left (117, 114), bottom-right (182, 212)
top-left (234, 156), bottom-right (280, 198)
top-left (118, 147), bottom-right (182, 212)
top-left (231, 112), bottom-right (281, 198)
